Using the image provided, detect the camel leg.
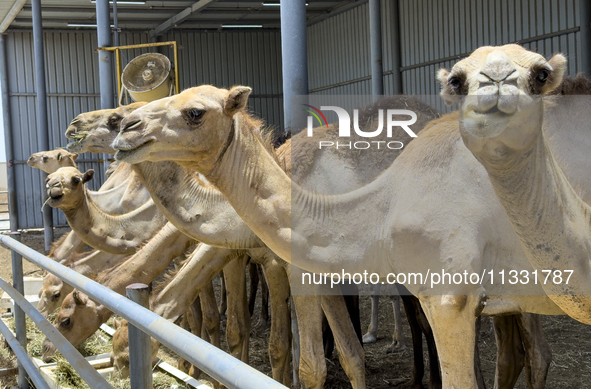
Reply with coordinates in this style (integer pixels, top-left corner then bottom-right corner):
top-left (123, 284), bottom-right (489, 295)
top-left (184, 296), bottom-right (203, 379)
top-left (399, 294), bottom-right (426, 389)
top-left (51, 230), bottom-right (85, 262)
top-left (223, 255), bottom-right (250, 363)
top-left (199, 280), bottom-right (221, 350)
top-left (290, 297), bottom-right (301, 388)
top-left (260, 258), bottom-right (291, 386)
top-left (248, 261), bottom-right (259, 317)
top-left (493, 315), bottom-right (525, 389)
top-left (386, 295), bottom-right (407, 353)
top-left (292, 294), bottom-right (326, 389)
top-left (255, 264), bottom-right (270, 332)
top-left (219, 270), bottom-right (227, 320)
top-left (363, 294), bottom-right (380, 344)
top-left (321, 293), bottom-right (366, 389)
top-left (420, 295), bottom-right (480, 389)
top-left (516, 313), bottom-right (551, 389)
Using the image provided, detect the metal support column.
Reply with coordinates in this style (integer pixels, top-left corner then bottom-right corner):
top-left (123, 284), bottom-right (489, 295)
top-left (391, 0), bottom-right (402, 94)
top-left (280, 0), bottom-right (308, 133)
top-left (32, 0), bottom-right (53, 253)
top-left (580, 0), bottom-right (591, 76)
top-left (96, 0), bottom-right (114, 176)
top-left (369, 0), bottom-right (383, 98)
top-left (113, 0), bottom-right (120, 47)
top-left (0, 36), bottom-right (19, 234)
top-left (126, 283), bottom-right (153, 389)
top-left (0, 41), bottom-right (26, 388)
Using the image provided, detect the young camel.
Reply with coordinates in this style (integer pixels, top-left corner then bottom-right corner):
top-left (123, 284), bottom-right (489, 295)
top-left (112, 83), bottom-right (591, 388)
top-left (45, 167), bottom-right (167, 254)
top-left (446, 45), bottom-right (591, 324)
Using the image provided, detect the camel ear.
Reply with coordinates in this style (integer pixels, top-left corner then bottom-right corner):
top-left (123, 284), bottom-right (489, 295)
top-left (113, 318), bottom-right (122, 329)
top-left (71, 153), bottom-right (79, 161)
top-left (225, 86), bottom-right (252, 116)
top-left (72, 290), bottom-right (88, 305)
top-left (544, 53), bottom-right (567, 94)
top-left (83, 169), bottom-right (94, 183)
top-left (57, 152), bottom-right (63, 161)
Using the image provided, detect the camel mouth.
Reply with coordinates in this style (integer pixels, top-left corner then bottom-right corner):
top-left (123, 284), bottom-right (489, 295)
top-left (26, 157), bottom-right (36, 167)
top-left (114, 140), bottom-right (154, 162)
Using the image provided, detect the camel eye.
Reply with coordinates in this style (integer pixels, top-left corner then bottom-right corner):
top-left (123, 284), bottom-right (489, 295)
top-left (72, 177), bottom-right (81, 185)
top-left (60, 318), bottom-right (71, 327)
top-left (536, 69), bottom-right (549, 83)
top-left (449, 77), bottom-right (462, 90)
top-left (185, 108), bottom-right (205, 123)
top-left (51, 292), bottom-right (60, 301)
top-left (43, 156), bottom-right (48, 163)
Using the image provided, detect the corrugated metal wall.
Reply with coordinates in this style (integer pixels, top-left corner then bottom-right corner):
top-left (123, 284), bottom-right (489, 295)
top-left (307, 0), bottom-right (581, 112)
top-left (5, 29), bottom-right (282, 229)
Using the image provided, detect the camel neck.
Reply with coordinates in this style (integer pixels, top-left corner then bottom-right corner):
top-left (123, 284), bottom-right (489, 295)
top-left (132, 161), bottom-right (263, 249)
top-left (62, 186), bottom-right (166, 255)
top-left (204, 114), bottom-right (392, 273)
top-left (483, 135), bottom-right (591, 323)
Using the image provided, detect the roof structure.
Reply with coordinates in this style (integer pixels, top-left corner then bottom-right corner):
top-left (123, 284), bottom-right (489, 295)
top-left (0, 0), bottom-right (366, 33)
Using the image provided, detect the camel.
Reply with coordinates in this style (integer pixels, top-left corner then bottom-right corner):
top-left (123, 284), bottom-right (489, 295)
top-left (444, 44), bottom-right (591, 325)
top-left (27, 149), bottom-right (78, 173)
top-left (65, 108), bottom-right (294, 386)
top-left (74, 99), bottom-right (440, 388)
top-left (363, 285), bottom-right (406, 353)
top-left (45, 167), bottom-right (167, 254)
top-left (113, 84), bottom-right (591, 388)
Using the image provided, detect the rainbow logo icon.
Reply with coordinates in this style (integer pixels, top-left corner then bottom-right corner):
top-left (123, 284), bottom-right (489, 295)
top-left (302, 104), bottom-right (329, 127)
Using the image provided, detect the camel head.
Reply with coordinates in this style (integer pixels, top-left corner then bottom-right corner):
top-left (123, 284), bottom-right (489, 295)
top-left (41, 290), bottom-right (103, 362)
top-left (437, 44), bottom-right (566, 167)
top-left (66, 102), bottom-right (147, 154)
top-left (113, 85), bottom-right (251, 173)
top-left (27, 149), bottom-right (78, 174)
top-left (45, 167), bottom-right (94, 210)
top-left (37, 273), bottom-right (73, 318)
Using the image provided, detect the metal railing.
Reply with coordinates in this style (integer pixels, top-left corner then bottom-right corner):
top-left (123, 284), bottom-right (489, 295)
top-left (0, 234), bottom-right (288, 389)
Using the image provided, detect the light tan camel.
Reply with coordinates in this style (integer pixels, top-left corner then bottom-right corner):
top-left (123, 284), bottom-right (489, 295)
top-left (27, 149), bottom-right (78, 173)
top-left (73, 100), bottom-right (438, 388)
top-left (445, 44), bottom-right (591, 324)
top-left (45, 167), bottom-right (167, 254)
top-left (113, 84), bottom-right (589, 388)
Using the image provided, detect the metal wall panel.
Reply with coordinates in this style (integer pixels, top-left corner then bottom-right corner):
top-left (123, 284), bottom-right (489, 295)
top-left (5, 29), bottom-right (282, 229)
top-left (308, 0), bottom-right (581, 114)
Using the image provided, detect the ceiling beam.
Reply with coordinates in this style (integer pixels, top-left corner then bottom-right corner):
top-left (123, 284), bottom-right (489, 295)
top-left (306, 0), bottom-right (368, 26)
top-left (150, 0), bottom-right (216, 37)
top-left (0, 0), bottom-right (27, 33)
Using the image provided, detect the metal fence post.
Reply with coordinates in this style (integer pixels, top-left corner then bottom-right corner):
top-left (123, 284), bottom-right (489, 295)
top-left (10, 233), bottom-right (28, 389)
top-left (126, 283), bottom-right (153, 389)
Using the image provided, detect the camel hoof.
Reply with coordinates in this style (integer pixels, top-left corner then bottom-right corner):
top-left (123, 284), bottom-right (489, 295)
top-left (385, 341), bottom-right (406, 353)
top-left (362, 332), bottom-right (377, 344)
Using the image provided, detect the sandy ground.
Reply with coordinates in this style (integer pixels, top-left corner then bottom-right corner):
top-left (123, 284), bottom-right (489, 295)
top-left (0, 230), bottom-right (589, 388)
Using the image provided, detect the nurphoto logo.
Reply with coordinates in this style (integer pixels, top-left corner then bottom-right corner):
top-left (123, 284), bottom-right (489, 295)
top-left (303, 104), bottom-right (419, 150)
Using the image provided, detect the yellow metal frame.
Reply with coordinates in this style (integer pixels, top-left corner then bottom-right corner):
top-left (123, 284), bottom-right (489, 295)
top-left (98, 41), bottom-right (180, 102)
